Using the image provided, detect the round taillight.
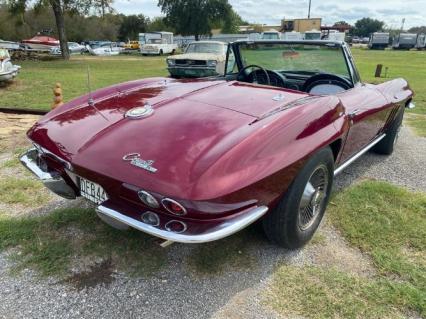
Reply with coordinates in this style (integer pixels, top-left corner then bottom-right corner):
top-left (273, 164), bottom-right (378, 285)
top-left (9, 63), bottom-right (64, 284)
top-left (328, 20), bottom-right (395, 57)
top-left (161, 198), bottom-right (187, 216)
top-left (165, 220), bottom-right (187, 233)
top-left (141, 211), bottom-right (160, 226)
top-left (138, 190), bottom-right (159, 208)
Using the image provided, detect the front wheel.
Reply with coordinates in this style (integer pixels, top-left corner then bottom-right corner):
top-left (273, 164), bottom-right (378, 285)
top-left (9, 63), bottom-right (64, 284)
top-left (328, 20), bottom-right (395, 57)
top-left (263, 147), bottom-right (334, 249)
top-left (372, 106), bottom-right (404, 155)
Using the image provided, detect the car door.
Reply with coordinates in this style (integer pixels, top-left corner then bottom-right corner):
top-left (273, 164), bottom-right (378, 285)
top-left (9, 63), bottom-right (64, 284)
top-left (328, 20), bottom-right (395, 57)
top-left (337, 84), bottom-right (391, 162)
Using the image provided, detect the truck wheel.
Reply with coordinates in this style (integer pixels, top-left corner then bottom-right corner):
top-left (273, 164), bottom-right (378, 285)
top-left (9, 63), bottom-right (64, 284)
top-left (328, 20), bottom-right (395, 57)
top-left (159, 50), bottom-right (164, 56)
top-left (263, 147), bottom-right (334, 249)
top-left (372, 106), bottom-right (404, 155)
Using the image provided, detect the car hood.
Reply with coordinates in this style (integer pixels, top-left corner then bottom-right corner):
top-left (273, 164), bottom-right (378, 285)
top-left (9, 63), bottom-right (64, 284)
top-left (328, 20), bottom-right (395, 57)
top-left (28, 78), bottom-right (309, 198)
top-left (169, 52), bottom-right (225, 61)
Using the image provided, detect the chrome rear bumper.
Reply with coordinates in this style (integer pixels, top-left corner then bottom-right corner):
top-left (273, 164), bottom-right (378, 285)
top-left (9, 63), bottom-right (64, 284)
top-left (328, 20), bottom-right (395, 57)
top-left (20, 148), bottom-right (77, 199)
top-left (96, 204), bottom-right (268, 244)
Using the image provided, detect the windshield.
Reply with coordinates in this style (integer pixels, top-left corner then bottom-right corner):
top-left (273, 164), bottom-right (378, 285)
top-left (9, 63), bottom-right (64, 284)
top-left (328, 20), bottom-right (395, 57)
top-left (148, 39), bottom-right (162, 44)
top-left (239, 43), bottom-right (350, 78)
top-left (186, 43), bottom-right (224, 54)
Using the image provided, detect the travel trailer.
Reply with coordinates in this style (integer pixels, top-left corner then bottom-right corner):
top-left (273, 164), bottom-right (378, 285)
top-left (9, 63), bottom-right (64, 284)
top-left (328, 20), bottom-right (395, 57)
top-left (368, 32), bottom-right (390, 50)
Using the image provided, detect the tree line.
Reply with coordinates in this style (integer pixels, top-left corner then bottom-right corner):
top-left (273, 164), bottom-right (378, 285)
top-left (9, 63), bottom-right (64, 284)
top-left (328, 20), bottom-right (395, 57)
top-left (0, 0), bottom-right (245, 59)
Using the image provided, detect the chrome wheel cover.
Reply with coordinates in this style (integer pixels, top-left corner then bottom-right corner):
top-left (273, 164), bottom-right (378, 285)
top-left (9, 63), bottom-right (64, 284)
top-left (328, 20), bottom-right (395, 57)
top-left (298, 164), bottom-right (329, 231)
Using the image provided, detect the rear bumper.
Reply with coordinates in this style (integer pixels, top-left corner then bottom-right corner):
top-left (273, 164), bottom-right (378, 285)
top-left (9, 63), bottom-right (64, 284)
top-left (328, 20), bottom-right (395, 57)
top-left (20, 148), bottom-right (268, 244)
top-left (96, 204), bottom-right (268, 243)
top-left (20, 148), bottom-right (77, 199)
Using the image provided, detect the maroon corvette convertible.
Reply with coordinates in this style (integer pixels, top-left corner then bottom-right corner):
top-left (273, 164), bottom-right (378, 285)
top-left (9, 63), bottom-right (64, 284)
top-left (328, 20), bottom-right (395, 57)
top-left (21, 40), bottom-right (414, 248)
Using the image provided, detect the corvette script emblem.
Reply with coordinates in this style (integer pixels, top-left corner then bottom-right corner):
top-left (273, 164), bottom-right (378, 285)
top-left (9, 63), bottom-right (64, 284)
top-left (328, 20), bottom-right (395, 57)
top-left (123, 153), bottom-right (157, 173)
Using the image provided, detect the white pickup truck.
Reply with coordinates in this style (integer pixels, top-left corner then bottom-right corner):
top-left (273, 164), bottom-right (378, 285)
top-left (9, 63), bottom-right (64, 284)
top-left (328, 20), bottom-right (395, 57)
top-left (140, 32), bottom-right (178, 55)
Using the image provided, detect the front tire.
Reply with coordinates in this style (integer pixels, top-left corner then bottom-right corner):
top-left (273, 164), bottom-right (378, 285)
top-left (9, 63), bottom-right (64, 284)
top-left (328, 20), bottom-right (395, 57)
top-left (263, 147), bottom-right (334, 249)
top-left (373, 106), bottom-right (404, 155)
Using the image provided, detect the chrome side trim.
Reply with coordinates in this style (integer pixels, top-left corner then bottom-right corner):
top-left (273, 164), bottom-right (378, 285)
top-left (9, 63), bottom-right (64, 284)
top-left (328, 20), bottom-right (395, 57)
top-left (334, 134), bottom-right (386, 176)
top-left (96, 205), bottom-right (269, 244)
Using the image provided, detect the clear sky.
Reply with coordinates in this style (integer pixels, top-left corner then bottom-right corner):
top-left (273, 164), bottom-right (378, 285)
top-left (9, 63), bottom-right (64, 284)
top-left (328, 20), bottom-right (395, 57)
top-left (113, 0), bottom-right (424, 29)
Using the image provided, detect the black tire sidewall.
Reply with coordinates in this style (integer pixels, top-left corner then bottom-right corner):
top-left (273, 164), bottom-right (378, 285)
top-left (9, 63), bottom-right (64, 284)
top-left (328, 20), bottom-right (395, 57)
top-left (263, 147), bottom-right (334, 248)
top-left (373, 106), bottom-right (404, 155)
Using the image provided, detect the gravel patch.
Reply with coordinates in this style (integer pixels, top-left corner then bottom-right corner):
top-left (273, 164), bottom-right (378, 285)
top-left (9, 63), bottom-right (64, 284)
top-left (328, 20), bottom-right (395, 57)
top-left (0, 123), bottom-right (424, 319)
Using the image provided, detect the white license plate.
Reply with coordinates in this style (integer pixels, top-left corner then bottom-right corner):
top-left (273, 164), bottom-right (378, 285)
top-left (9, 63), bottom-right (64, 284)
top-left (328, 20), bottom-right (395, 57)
top-left (79, 177), bottom-right (108, 205)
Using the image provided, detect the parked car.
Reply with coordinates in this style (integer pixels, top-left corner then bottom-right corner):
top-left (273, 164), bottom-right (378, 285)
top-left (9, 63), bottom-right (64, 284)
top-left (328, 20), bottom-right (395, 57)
top-left (86, 42), bottom-right (123, 56)
top-left (392, 33), bottom-right (417, 50)
top-left (124, 41), bottom-right (140, 50)
top-left (50, 42), bottom-right (86, 55)
top-left (21, 35), bottom-right (59, 51)
top-left (166, 41), bottom-right (227, 78)
top-left (21, 40), bottom-right (414, 248)
top-left (351, 36), bottom-right (361, 44)
top-left (368, 32), bottom-right (390, 50)
top-left (0, 49), bottom-right (20, 82)
top-left (0, 39), bottom-right (20, 50)
top-left (140, 32), bottom-right (177, 55)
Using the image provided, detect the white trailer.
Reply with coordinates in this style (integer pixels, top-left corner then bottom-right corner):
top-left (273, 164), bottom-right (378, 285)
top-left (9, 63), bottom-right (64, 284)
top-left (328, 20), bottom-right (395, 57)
top-left (282, 32), bottom-right (303, 41)
top-left (304, 30), bottom-right (321, 40)
top-left (393, 33), bottom-right (418, 50)
top-left (261, 30), bottom-right (281, 40)
top-left (140, 32), bottom-right (178, 55)
top-left (368, 32), bottom-right (390, 50)
top-left (416, 33), bottom-right (426, 50)
top-left (323, 30), bottom-right (346, 42)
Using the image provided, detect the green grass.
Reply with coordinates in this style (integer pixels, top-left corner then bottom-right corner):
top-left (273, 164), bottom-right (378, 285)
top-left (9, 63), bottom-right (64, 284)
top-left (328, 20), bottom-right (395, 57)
top-left (0, 177), bottom-right (49, 206)
top-left (352, 48), bottom-right (426, 115)
top-left (405, 113), bottom-right (426, 137)
top-left (267, 181), bottom-right (426, 318)
top-left (0, 207), bottom-right (167, 277)
top-left (267, 266), bottom-right (424, 319)
top-left (0, 147), bottom-right (28, 169)
top-left (0, 55), bottom-right (167, 110)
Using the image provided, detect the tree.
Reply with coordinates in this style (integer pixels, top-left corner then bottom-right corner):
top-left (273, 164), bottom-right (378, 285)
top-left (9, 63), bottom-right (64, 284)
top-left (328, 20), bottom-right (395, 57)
top-left (353, 18), bottom-right (384, 37)
top-left (118, 14), bottom-right (148, 41)
top-left (146, 16), bottom-right (174, 32)
top-left (408, 26), bottom-right (426, 34)
top-left (158, 0), bottom-right (233, 40)
top-left (7, 0), bottom-right (111, 59)
top-left (220, 9), bottom-right (247, 33)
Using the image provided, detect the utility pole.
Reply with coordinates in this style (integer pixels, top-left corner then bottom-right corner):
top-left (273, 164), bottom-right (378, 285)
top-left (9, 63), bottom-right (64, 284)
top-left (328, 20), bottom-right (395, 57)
top-left (400, 18), bottom-right (405, 33)
top-left (308, 0), bottom-right (312, 19)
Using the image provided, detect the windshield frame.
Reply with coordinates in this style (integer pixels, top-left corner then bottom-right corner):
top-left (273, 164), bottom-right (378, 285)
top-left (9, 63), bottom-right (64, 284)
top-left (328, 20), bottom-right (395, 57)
top-left (226, 40), bottom-right (359, 87)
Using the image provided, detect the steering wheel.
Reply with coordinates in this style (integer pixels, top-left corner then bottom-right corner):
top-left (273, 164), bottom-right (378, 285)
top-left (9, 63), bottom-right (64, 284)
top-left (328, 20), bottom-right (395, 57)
top-left (237, 64), bottom-right (271, 86)
top-left (302, 73), bottom-right (352, 94)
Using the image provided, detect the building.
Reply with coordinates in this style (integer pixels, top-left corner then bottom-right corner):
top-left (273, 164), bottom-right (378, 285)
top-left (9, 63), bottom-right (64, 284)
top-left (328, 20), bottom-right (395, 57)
top-left (280, 18), bottom-right (322, 33)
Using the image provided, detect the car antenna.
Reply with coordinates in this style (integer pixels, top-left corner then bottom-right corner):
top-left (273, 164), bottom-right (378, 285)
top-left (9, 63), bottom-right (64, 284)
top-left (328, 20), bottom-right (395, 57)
top-left (86, 65), bottom-right (109, 121)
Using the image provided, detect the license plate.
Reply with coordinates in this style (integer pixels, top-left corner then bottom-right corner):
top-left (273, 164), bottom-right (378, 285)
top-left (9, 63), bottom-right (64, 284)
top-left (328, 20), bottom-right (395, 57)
top-left (79, 177), bottom-right (108, 205)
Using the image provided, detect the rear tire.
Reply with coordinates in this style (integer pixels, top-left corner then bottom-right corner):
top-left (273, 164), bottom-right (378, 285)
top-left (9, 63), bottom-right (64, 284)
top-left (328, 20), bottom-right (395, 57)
top-left (263, 147), bottom-right (334, 249)
top-left (373, 107), bottom-right (404, 155)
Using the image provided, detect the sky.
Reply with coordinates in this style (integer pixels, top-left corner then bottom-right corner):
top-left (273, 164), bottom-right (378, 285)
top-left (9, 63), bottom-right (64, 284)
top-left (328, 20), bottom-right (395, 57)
top-left (113, 0), bottom-right (425, 29)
